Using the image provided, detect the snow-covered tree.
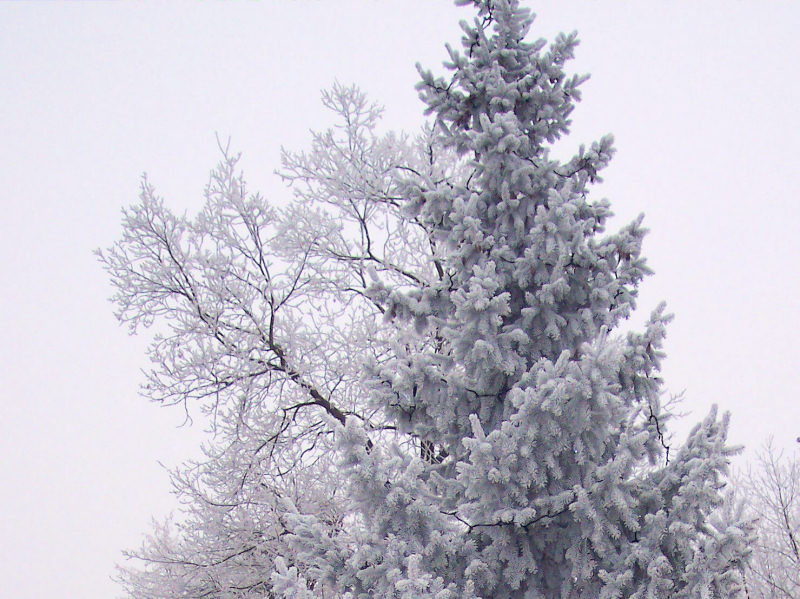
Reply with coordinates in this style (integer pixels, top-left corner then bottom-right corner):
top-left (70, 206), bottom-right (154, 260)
top-left (103, 86), bottom-right (417, 598)
top-left (103, 1), bottom-right (753, 598)
top-left (738, 441), bottom-right (800, 599)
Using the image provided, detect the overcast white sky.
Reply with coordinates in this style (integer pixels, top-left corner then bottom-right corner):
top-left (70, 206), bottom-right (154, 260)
top-left (2, 2), bottom-right (799, 598)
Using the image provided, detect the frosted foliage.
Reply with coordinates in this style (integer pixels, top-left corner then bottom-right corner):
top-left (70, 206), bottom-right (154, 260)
top-left (738, 443), bottom-right (800, 599)
top-left (103, 85), bottom-right (424, 598)
top-left (103, 2), bottom-right (752, 599)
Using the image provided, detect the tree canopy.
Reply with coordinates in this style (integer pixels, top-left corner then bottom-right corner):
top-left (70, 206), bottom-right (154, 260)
top-left (101, 1), bottom-right (753, 597)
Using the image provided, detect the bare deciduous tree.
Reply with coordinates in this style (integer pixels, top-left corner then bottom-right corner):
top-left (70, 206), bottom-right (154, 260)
top-left (742, 441), bottom-right (800, 599)
top-left (100, 83), bottom-right (464, 598)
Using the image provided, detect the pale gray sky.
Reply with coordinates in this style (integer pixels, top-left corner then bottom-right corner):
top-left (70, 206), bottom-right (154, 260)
top-left (1, 2), bottom-right (799, 598)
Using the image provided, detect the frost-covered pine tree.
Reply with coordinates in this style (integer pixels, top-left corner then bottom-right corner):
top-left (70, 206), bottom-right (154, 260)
top-left (104, 1), bottom-right (753, 598)
top-left (274, 2), bottom-right (753, 598)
